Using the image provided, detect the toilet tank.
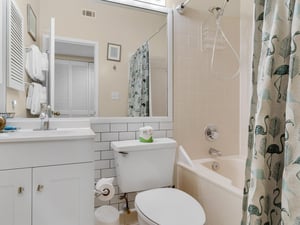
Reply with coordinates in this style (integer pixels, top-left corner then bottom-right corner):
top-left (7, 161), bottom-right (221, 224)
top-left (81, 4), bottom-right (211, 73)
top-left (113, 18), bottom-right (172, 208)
top-left (112, 138), bottom-right (177, 193)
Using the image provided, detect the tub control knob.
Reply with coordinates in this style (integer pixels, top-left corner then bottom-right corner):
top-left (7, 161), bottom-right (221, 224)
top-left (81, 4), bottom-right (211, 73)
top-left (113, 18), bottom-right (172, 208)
top-left (204, 125), bottom-right (219, 141)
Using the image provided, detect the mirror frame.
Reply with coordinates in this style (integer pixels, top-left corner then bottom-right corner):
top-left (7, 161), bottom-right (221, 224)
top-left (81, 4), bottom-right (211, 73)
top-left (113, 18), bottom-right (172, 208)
top-left (0, 0), bottom-right (6, 113)
top-left (0, 0), bottom-right (173, 122)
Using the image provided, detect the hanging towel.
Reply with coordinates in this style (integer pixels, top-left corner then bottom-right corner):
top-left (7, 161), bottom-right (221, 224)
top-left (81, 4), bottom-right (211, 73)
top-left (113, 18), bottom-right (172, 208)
top-left (26, 83), bottom-right (34, 110)
top-left (41, 53), bottom-right (49, 72)
top-left (25, 45), bottom-right (45, 82)
top-left (28, 83), bottom-right (47, 115)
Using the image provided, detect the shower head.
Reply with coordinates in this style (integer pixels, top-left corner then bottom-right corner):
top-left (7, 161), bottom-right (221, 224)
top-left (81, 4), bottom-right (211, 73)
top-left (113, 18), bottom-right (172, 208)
top-left (175, 0), bottom-right (191, 14)
top-left (175, 3), bottom-right (185, 14)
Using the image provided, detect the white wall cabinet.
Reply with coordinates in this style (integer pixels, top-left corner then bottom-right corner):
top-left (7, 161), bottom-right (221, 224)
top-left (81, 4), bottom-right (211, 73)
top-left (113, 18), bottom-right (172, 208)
top-left (0, 163), bottom-right (94, 225)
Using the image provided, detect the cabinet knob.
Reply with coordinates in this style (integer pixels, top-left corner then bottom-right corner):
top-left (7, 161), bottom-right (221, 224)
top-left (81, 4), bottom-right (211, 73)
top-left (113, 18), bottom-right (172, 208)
top-left (18, 187), bottom-right (24, 194)
top-left (36, 184), bottom-right (44, 192)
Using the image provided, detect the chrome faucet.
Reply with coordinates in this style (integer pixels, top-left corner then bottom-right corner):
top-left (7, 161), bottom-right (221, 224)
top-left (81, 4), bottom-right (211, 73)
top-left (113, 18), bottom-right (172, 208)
top-left (208, 147), bottom-right (222, 157)
top-left (39, 104), bottom-right (51, 130)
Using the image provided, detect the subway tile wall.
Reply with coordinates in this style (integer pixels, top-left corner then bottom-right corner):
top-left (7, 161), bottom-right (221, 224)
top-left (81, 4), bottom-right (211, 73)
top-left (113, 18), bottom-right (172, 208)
top-left (91, 120), bottom-right (173, 210)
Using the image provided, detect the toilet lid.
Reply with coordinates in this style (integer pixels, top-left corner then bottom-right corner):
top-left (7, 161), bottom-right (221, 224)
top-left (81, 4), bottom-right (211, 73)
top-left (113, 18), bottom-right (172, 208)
top-left (135, 188), bottom-right (206, 225)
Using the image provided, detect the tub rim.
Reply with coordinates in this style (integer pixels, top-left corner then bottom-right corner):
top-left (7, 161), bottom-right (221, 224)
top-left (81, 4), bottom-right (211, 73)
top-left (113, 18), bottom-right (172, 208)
top-left (177, 157), bottom-right (244, 198)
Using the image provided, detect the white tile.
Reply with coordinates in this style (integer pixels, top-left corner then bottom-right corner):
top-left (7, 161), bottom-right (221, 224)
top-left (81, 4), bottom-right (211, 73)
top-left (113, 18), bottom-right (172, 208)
top-left (111, 123), bottom-right (127, 132)
top-left (101, 132), bottom-right (119, 141)
top-left (110, 194), bottom-right (121, 204)
top-left (95, 160), bottom-right (110, 170)
top-left (94, 133), bottom-right (101, 142)
top-left (101, 150), bottom-right (114, 160)
top-left (143, 122), bottom-right (159, 130)
top-left (110, 159), bottom-right (116, 168)
top-left (94, 151), bottom-right (101, 160)
top-left (119, 132), bottom-right (136, 141)
top-left (128, 123), bottom-right (143, 131)
top-left (167, 130), bottom-right (174, 138)
top-left (96, 141), bottom-right (110, 151)
top-left (92, 123), bottom-right (110, 132)
top-left (94, 198), bottom-right (107, 208)
top-left (160, 122), bottom-right (173, 130)
top-left (152, 130), bottom-right (167, 138)
top-left (101, 168), bottom-right (116, 177)
top-left (94, 170), bottom-right (101, 180)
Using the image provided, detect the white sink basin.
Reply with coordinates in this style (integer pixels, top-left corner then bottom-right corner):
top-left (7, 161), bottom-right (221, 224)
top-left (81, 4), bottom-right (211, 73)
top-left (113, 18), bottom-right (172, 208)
top-left (0, 128), bottom-right (95, 142)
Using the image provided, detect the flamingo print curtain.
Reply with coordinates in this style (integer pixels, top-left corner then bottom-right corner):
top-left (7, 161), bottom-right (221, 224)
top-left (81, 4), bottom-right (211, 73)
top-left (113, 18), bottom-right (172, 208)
top-left (242, 0), bottom-right (300, 224)
top-left (128, 42), bottom-right (150, 117)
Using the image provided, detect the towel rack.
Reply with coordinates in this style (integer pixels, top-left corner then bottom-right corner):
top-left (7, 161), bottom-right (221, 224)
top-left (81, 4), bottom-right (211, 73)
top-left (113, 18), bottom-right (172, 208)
top-left (25, 47), bottom-right (32, 52)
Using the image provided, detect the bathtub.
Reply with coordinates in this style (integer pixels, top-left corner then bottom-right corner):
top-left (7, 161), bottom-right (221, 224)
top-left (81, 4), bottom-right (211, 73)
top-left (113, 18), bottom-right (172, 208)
top-left (176, 146), bottom-right (245, 225)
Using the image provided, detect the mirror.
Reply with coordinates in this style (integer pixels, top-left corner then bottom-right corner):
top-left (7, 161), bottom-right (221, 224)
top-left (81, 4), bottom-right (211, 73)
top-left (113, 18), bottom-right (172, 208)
top-left (1, 0), bottom-right (173, 118)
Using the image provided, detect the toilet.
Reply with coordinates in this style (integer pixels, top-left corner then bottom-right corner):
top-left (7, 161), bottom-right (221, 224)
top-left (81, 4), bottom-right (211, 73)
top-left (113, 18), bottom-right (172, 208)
top-left (112, 138), bottom-right (206, 225)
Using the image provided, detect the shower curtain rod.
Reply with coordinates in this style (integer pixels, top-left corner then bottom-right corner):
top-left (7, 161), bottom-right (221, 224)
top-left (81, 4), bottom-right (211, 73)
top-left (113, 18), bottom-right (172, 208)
top-left (146, 22), bottom-right (167, 43)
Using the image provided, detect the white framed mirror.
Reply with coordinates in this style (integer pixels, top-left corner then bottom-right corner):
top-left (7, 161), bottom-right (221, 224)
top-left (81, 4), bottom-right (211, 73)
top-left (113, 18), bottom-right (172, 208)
top-left (1, 0), bottom-right (173, 121)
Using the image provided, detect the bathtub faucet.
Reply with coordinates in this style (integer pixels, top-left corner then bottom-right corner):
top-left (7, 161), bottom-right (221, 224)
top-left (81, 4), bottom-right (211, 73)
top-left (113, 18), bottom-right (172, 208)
top-left (208, 147), bottom-right (222, 157)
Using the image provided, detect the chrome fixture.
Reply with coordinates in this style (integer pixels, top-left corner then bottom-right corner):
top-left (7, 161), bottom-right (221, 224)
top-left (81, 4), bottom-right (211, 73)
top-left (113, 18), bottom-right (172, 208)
top-left (204, 125), bottom-right (219, 141)
top-left (209, 147), bottom-right (222, 157)
top-left (175, 0), bottom-right (191, 14)
top-left (39, 104), bottom-right (51, 130)
top-left (208, 0), bottom-right (229, 19)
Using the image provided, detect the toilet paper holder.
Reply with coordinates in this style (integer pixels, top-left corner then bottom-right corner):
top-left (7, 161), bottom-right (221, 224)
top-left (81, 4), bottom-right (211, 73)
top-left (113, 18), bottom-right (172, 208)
top-left (94, 188), bottom-right (111, 198)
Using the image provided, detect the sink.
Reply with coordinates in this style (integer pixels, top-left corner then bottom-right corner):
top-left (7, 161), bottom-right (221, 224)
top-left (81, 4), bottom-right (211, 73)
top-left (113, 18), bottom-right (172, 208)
top-left (0, 126), bottom-right (95, 170)
top-left (0, 128), bottom-right (95, 142)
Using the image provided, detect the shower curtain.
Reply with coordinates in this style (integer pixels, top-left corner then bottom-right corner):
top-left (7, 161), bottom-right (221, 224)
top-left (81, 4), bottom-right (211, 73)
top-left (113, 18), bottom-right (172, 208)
top-left (242, 0), bottom-right (300, 225)
top-left (128, 42), bottom-right (150, 117)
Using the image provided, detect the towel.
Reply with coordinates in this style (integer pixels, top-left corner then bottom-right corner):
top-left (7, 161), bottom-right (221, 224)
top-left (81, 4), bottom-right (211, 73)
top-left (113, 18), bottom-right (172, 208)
top-left (27, 82), bottom-right (47, 115)
top-left (41, 53), bottom-right (49, 71)
top-left (26, 83), bottom-right (34, 109)
top-left (25, 45), bottom-right (46, 82)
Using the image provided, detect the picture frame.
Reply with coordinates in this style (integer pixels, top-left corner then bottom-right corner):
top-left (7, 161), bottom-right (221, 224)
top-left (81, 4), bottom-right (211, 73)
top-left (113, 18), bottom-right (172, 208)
top-left (107, 43), bottom-right (121, 62)
top-left (27, 4), bottom-right (37, 41)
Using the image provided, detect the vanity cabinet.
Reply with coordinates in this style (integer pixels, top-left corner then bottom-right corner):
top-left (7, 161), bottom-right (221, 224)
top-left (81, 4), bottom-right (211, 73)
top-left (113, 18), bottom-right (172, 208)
top-left (0, 163), bottom-right (94, 225)
top-left (0, 169), bottom-right (31, 225)
top-left (0, 127), bottom-right (95, 225)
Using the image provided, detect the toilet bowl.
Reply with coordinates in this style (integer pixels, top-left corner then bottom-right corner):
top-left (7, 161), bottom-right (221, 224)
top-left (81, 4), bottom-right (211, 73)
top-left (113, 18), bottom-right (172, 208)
top-left (135, 188), bottom-right (206, 225)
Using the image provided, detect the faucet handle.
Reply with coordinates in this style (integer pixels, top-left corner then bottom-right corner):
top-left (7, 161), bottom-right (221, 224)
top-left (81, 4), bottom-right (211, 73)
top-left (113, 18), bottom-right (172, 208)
top-left (208, 147), bottom-right (222, 157)
top-left (52, 111), bottom-right (61, 117)
top-left (204, 125), bottom-right (219, 141)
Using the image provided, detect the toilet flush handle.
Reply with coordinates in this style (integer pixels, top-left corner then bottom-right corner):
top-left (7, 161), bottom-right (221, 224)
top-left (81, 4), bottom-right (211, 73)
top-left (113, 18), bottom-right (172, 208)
top-left (118, 151), bottom-right (128, 156)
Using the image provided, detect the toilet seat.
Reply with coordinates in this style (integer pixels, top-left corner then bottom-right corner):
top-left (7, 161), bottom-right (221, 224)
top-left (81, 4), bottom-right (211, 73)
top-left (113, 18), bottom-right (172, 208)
top-left (135, 188), bottom-right (206, 225)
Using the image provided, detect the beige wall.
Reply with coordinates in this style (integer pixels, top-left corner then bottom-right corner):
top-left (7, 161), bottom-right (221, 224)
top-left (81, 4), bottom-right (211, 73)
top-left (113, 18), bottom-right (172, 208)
top-left (173, 4), bottom-right (241, 159)
top-left (240, 0), bottom-right (253, 156)
top-left (6, 0), bottom-right (40, 117)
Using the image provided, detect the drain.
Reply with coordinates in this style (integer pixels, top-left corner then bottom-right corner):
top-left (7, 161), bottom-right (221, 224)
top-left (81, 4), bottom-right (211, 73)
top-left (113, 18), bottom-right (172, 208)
top-left (211, 161), bottom-right (220, 171)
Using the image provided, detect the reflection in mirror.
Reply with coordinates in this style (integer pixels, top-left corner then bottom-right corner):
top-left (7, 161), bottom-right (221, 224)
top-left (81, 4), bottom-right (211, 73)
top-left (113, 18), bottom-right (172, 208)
top-left (2, 0), bottom-right (173, 118)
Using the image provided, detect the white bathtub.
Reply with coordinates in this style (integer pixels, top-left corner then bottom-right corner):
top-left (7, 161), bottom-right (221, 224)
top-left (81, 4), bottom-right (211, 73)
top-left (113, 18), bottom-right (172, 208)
top-left (176, 147), bottom-right (245, 225)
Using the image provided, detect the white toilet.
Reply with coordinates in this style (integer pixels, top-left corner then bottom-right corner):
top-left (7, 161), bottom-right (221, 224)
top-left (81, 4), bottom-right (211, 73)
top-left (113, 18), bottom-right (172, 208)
top-left (112, 138), bottom-right (206, 225)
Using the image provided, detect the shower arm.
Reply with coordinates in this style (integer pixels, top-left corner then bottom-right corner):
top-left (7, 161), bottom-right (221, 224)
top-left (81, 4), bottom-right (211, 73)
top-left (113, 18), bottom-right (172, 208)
top-left (175, 0), bottom-right (191, 14)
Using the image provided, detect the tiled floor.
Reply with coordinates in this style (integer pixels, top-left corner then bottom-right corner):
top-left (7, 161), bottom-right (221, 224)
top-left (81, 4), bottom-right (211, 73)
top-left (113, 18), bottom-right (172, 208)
top-left (119, 210), bottom-right (139, 225)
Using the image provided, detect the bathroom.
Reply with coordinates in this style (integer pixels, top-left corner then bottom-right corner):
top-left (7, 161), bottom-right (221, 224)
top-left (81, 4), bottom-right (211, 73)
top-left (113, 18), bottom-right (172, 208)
top-left (0, 0), bottom-right (263, 224)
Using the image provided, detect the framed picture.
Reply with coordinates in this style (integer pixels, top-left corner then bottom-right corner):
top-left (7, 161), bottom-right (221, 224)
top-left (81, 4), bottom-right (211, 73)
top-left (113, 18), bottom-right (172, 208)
top-left (27, 4), bottom-right (36, 41)
top-left (107, 43), bottom-right (121, 62)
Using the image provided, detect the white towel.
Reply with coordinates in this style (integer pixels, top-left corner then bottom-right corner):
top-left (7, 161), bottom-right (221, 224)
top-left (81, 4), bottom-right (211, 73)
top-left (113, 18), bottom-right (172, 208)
top-left (25, 45), bottom-right (45, 82)
top-left (41, 53), bottom-right (49, 72)
top-left (29, 83), bottom-right (47, 115)
top-left (26, 84), bottom-right (34, 109)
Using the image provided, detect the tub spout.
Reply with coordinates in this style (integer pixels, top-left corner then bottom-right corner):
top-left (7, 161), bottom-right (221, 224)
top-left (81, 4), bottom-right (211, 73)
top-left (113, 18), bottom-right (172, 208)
top-left (209, 147), bottom-right (222, 157)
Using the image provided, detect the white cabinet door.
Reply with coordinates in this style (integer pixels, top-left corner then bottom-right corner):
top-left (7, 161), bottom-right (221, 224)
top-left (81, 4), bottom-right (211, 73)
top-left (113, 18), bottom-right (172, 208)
top-left (0, 169), bottom-right (31, 225)
top-left (32, 163), bottom-right (94, 225)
